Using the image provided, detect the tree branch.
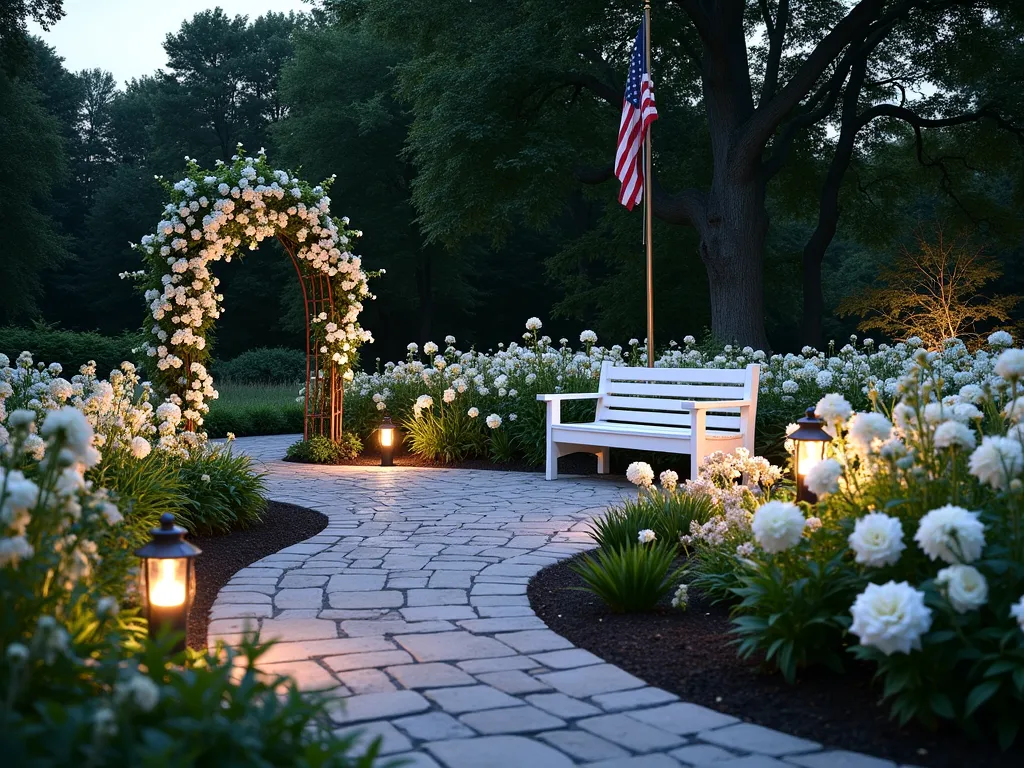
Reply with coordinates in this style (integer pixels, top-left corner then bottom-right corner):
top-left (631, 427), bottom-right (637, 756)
top-left (554, 72), bottom-right (619, 107)
top-left (672, 0), bottom-right (714, 44)
top-left (739, 0), bottom-right (894, 168)
top-left (759, 0), bottom-right (790, 105)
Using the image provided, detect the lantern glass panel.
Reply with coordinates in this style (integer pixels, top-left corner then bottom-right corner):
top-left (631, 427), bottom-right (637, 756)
top-left (148, 558), bottom-right (187, 607)
top-left (380, 427), bottom-right (394, 447)
top-left (797, 439), bottom-right (826, 478)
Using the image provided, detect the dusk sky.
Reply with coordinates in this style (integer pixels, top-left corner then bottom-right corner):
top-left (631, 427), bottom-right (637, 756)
top-left (30, 0), bottom-right (309, 86)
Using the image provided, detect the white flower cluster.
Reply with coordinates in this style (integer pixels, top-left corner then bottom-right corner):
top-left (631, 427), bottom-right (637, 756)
top-left (136, 151), bottom-right (373, 427)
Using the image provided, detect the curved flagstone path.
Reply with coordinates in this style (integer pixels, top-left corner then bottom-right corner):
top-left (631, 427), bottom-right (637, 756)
top-left (210, 435), bottom-right (906, 768)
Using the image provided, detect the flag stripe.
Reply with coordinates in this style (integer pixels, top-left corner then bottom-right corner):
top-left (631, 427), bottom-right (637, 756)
top-left (616, 20), bottom-right (658, 211)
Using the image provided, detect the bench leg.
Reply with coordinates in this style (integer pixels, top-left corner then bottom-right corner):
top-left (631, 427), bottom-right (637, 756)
top-left (689, 450), bottom-right (700, 483)
top-left (596, 448), bottom-right (610, 475)
top-left (546, 442), bottom-right (558, 481)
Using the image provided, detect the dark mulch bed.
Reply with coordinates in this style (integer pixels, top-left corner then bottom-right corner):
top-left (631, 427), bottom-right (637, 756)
top-left (186, 501), bottom-right (328, 650)
top-left (529, 555), bottom-right (1023, 768)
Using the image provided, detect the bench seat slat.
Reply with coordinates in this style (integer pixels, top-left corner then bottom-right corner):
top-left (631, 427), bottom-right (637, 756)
top-left (602, 382), bottom-right (745, 398)
top-left (600, 394), bottom-right (745, 412)
top-left (601, 410), bottom-right (741, 430)
top-left (554, 421), bottom-right (741, 439)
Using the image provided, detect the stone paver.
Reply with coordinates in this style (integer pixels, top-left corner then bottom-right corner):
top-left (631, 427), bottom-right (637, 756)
top-left (207, 435), bottom-right (888, 767)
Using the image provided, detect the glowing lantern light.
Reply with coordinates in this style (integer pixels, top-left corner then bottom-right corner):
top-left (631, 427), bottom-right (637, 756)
top-left (790, 407), bottom-right (831, 504)
top-left (379, 415), bottom-right (396, 467)
top-left (135, 513), bottom-right (200, 651)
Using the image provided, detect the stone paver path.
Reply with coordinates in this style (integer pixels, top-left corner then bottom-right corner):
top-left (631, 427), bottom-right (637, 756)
top-left (210, 435), bottom-right (907, 768)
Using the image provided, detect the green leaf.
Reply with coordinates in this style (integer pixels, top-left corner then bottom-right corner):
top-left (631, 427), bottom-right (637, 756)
top-left (964, 680), bottom-right (1001, 718)
top-left (929, 693), bottom-right (955, 720)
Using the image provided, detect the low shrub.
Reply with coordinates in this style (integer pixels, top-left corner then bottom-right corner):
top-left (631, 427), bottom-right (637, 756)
top-left (570, 542), bottom-right (684, 613)
top-left (175, 441), bottom-right (267, 535)
top-left (0, 324), bottom-right (143, 377)
top-left (285, 434), bottom-right (362, 464)
top-left (402, 395), bottom-right (485, 463)
top-left (214, 347), bottom-right (306, 385)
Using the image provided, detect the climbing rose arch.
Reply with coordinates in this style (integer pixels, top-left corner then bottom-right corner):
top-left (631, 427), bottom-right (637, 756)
top-left (131, 148), bottom-right (375, 439)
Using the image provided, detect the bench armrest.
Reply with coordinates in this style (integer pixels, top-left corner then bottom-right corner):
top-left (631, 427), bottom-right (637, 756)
top-left (536, 392), bottom-right (601, 402)
top-left (679, 399), bottom-right (752, 411)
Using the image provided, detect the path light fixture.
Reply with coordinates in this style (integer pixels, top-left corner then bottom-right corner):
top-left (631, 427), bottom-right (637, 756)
top-left (135, 513), bottom-right (201, 652)
top-left (790, 406), bottom-right (831, 504)
top-left (379, 415), bottom-right (396, 467)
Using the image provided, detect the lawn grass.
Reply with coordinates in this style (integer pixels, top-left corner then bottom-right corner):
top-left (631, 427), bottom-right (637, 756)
top-left (204, 382), bottom-right (304, 437)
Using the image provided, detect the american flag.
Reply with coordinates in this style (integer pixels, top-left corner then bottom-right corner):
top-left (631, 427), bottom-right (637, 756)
top-left (616, 18), bottom-right (658, 210)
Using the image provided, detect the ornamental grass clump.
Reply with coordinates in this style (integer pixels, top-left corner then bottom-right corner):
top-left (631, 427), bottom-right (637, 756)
top-left (690, 336), bottom-right (1024, 746)
top-left (570, 540), bottom-right (684, 613)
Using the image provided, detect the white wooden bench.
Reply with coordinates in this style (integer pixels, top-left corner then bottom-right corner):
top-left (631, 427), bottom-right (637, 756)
top-left (537, 362), bottom-right (759, 481)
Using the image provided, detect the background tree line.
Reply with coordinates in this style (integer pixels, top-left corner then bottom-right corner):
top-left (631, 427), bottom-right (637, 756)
top-left (2, 0), bottom-right (1024, 363)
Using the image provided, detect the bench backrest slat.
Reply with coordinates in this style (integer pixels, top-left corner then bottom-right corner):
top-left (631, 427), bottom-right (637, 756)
top-left (595, 362), bottom-right (759, 432)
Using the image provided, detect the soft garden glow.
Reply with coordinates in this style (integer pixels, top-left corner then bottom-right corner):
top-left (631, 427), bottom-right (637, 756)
top-left (379, 415), bottom-right (395, 467)
top-left (135, 513), bottom-right (200, 651)
top-left (788, 407), bottom-right (831, 503)
top-left (149, 559), bottom-right (186, 607)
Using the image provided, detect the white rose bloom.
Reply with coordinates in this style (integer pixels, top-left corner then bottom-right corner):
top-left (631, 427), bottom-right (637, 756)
top-left (130, 436), bottom-right (152, 460)
top-left (805, 458), bottom-right (842, 497)
top-left (994, 348), bottom-right (1024, 381)
top-left (935, 564), bottom-right (988, 613)
top-left (525, 317), bottom-right (543, 330)
top-left (423, 341), bottom-right (438, 355)
top-left (467, 407), bottom-right (479, 418)
top-left (40, 407), bottom-right (95, 464)
top-left (933, 420), bottom-right (976, 450)
top-left (579, 330), bottom-right (597, 344)
top-left (485, 414), bottom-right (502, 429)
top-left (625, 461), bottom-right (654, 487)
top-left (847, 412), bottom-right (892, 452)
top-left (443, 388), bottom-right (456, 404)
top-left (849, 581), bottom-right (932, 655)
top-left (751, 501), bottom-right (806, 553)
top-left (914, 504), bottom-right (986, 564)
top-left (815, 393), bottom-right (852, 424)
top-left (637, 529), bottom-right (656, 544)
top-left (968, 435), bottom-right (1024, 489)
top-left (848, 512), bottom-right (905, 567)
top-left (415, 394), bottom-right (434, 409)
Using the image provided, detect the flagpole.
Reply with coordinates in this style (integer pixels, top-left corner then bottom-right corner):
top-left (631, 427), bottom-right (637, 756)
top-left (643, 0), bottom-right (654, 367)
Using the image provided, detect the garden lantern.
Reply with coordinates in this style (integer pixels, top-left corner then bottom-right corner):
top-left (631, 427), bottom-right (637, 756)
top-left (379, 416), bottom-right (396, 467)
top-left (790, 407), bottom-right (831, 504)
top-left (135, 513), bottom-right (200, 652)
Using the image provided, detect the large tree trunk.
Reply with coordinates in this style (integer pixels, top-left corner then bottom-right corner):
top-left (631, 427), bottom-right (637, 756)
top-left (697, 173), bottom-right (770, 349)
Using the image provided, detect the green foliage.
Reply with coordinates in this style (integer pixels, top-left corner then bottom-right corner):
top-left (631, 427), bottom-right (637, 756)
top-left (570, 543), bottom-right (684, 613)
top-left (402, 401), bottom-right (485, 463)
top-left (0, 325), bottom-right (142, 377)
top-left (587, 505), bottom-right (660, 554)
top-left (624, 490), bottom-right (717, 553)
top-left (0, 66), bottom-right (68, 322)
top-left (214, 347), bottom-right (306, 384)
top-left (286, 434), bottom-right (363, 465)
top-left (729, 536), bottom-right (859, 684)
top-left (174, 443), bottom-right (267, 536)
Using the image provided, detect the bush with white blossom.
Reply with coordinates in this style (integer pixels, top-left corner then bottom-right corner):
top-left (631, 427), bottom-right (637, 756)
top-left (704, 344), bottom-right (1024, 743)
top-left (129, 150), bottom-right (375, 429)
